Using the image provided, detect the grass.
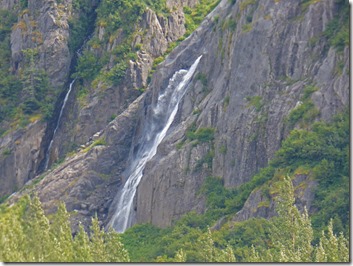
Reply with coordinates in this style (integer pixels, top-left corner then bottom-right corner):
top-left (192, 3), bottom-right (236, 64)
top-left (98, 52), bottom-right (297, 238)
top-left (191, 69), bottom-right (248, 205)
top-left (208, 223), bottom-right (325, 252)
top-left (2, 148), bottom-right (11, 157)
top-left (82, 137), bottom-right (107, 153)
top-left (286, 84), bottom-right (320, 129)
top-left (186, 127), bottom-right (215, 143)
top-left (239, 0), bottom-right (257, 11)
top-left (242, 23), bottom-right (253, 33)
top-left (246, 96), bottom-right (263, 111)
top-left (223, 95), bottom-right (230, 110)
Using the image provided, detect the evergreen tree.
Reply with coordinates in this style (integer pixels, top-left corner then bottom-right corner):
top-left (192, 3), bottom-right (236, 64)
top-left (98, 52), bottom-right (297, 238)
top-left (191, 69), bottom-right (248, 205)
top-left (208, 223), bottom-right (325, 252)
top-left (314, 220), bottom-right (349, 262)
top-left (1, 214), bottom-right (26, 261)
top-left (25, 194), bottom-right (52, 262)
top-left (249, 176), bottom-right (349, 262)
top-left (174, 249), bottom-right (187, 262)
top-left (89, 215), bottom-right (107, 262)
top-left (268, 176), bottom-right (313, 262)
top-left (198, 227), bottom-right (236, 262)
top-left (49, 202), bottom-right (74, 261)
top-left (104, 228), bottom-right (130, 262)
top-left (73, 223), bottom-right (93, 262)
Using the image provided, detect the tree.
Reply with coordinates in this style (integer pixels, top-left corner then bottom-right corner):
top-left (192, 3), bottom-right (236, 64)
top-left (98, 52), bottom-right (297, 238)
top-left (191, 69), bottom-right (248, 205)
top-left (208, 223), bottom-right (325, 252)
top-left (268, 176), bottom-right (313, 262)
top-left (73, 223), bottom-right (93, 262)
top-left (315, 220), bottom-right (349, 262)
top-left (197, 227), bottom-right (236, 262)
top-left (89, 215), bottom-right (107, 262)
top-left (248, 176), bottom-right (349, 262)
top-left (104, 228), bottom-right (130, 262)
top-left (49, 202), bottom-right (74, 261)
top-left (24, 194), bottom-right (52, 262)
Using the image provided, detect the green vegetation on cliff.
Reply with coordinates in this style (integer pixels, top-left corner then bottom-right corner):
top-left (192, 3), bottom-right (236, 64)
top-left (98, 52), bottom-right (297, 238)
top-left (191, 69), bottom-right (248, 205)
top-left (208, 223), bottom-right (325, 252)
top-left (0, 175), bottom-right (348, 262)
top-left (0, 195), bottom-right (130, 262)
top-left (120, 109), bottom-right (349, 261)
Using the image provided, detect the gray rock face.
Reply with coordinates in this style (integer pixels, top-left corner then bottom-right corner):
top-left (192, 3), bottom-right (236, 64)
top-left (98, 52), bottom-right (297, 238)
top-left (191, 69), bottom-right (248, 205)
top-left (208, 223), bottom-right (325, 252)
top-left (10, 0), bottom-right (71, 89)
top-left (8, 95), bottom-right (143, 233)
top-left (166, 0), bottom-right (198, 9)
top-left (47, 3), bottom-right (194, 166)
top-left (0, 120), bottom-right (46, 197)
top-left (232, 174), bottom-right (318, 222)
top-left (0, 0), bottom-right (73, 198)
top-left (4, 0), bottom-right (349, 232)
top-left (134, 0), bottom-right (349, 227)
top-left (0, 0), bottom-right (19, 10)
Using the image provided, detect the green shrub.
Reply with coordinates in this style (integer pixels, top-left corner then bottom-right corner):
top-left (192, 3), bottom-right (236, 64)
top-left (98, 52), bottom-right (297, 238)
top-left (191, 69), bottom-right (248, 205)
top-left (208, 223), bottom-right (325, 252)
top-left (92, 137), bottom-right (107, 147)
top-left (246, 95), bottom-right (263, 111)
top-left (195, 73), bottom-right (208, 87)
top-left (194, 150), bottom-right (214, 172)
top-left (322, 0), bottom-right (349, 52)
top-left (242, 23), bottom-right (253, 33)
top-left (186, 127), bottom-right (215, 143)
top-left (219, 144), bottom-right (227, 154)
top-left (239, 0), bottom-right (257, 11)
top-left (286, 84), bottom-right (320, 128)
top-left (302, 84), bottom-right (318, 100)
top-left (121, 223), bottom-right (166, 262)
top-left (106, 62), bottom-right (128, 85)
top-left (2, 148), bottom-right (11, 157)
top-left (74, 50), bottom-right (103, 81)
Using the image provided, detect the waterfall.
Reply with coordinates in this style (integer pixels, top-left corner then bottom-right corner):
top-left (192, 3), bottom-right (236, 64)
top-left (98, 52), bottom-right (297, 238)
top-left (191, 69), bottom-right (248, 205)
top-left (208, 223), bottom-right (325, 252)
top-left (44, 79), bottom-right (76, 170)
top-left (109, 56), bottom-right (202, 232)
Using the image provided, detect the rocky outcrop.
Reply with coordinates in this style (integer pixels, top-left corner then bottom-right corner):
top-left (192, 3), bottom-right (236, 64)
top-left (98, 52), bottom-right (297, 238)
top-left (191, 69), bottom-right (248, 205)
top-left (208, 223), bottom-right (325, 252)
top-left (4, 0), bottom-right (349, 232)
top-left (9, 95), bottom-right (143, 232)
top-left (10, 0), bottom-right (72, 88)
top-left (0, 120), bottom-right (46, 198)
top-left (232, 174), bottom-right (318, 223)
top-left (135, 0), bottom-right (349, 227)
top-left (166, 0), bottom-right (198, 9)
top-left (0, 0), bottom-right (75, 198)
top-left (46, 2), bottom-right (198, 167)
top-left (0, 0), bottom-right (19, 10)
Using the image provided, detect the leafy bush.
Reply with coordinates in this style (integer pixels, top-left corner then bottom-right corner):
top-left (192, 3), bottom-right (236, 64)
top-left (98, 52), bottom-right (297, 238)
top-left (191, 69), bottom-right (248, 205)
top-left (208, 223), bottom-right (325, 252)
top-left (73, 50), bottom-right (103, 81)
top-left (68, 0), bottom-right (96, 53)
top-left (246, 95), bottom-right (263, 111)
top-left (195, 72), bottom-right (208, 86)
top-left (121, 223), bottom-right (166, 262)
top-left (0, 195), bottom-right (130, 262)
top-left (183, 0), bottom-right (220, 35)
top-left (286, 84), bottom-right (320, 128)
top-left (322, 0), bottom-right (349, 52)
top-left (106, 62), bottom-right (128, 85)
top-left (186, 127), bottom-right (215, 143)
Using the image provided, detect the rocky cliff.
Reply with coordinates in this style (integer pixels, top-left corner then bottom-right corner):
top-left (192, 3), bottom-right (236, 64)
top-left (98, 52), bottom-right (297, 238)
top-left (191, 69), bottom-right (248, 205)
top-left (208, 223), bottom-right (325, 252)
top-left (43, 0), bottom-right (199, 169)
top-left (135, 0), bottom-right (349, 227)
top-left (0, 0), bottom-right (74, 197)
top-left (2, 0), bottom-right (349, 232)
top-left (0, 0), bottom-right (198, 198)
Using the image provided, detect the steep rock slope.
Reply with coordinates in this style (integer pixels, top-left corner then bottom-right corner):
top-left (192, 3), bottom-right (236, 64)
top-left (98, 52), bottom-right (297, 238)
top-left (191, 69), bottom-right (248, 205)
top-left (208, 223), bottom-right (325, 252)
top-left (6, 0), bottom-right (349, 232)
top-left (0, 0), bottom-right (199, 198)
top-left (0, 0), bottom-right (74, 197)
top-left (43, 0), bottom-right (200, 169)
top-left (5, 0), bottom-right (205, 230)
top-left (135, 0), bottom-right (349, 227)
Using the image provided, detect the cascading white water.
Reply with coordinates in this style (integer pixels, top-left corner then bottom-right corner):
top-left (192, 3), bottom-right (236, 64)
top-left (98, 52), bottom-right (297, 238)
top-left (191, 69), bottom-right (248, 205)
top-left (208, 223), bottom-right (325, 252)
top-left (109, 56), bottom-right (202, 232)
top-left (44, 79), bottom-right (76, 170)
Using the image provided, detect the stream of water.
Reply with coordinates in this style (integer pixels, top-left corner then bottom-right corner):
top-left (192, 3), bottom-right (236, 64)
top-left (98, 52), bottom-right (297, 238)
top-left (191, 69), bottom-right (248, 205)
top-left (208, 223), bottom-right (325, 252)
top-left (43, 79), bottom-right (76, 170)
top-left (108, 56), bottom-right (202, 232)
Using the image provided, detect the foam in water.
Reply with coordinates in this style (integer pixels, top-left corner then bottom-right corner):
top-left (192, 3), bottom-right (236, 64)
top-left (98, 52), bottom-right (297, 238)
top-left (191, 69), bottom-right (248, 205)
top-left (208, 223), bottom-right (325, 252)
top-left (109, 56), bottom-right (202, 232)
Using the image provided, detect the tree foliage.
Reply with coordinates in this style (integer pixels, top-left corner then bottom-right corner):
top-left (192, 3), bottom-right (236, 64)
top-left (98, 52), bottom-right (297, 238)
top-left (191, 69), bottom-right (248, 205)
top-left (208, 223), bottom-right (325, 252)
top-left (246, 176), bottom-right (349, 262)
top-left (0, 195), bottom-right (130, 262)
